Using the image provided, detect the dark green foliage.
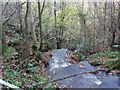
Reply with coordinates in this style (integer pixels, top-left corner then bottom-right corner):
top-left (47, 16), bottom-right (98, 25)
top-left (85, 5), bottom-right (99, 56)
top-left (32, 45), bottom-right (38, 51)
top-left (78, 53), bottom-right (85, 61)
top-left (35, 51), bottom-right (42, 60)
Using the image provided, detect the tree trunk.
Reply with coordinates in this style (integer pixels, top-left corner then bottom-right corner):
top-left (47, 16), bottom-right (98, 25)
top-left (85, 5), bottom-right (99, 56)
top-left (54, 1), bottom-right (57, 49)
top-left (110, 2), bottom-right (116, 49)
top-left (56, 2), bottom-right (66, 49)
top-left (0, 2), bottom-right (2, 56)
top-left (118, 3), bottom-right (120, 31)
top-left (24, 0), bottom-right (30, 70)
top-left (29, 2), bottom-right (37, 44)
top-left (38, 0), bottom-right (45, 50)
top-left (1, 2), bottom-right (8, 55)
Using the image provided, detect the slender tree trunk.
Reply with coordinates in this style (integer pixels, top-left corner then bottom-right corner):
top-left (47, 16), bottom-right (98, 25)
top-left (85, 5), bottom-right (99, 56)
top-left (0, 2), bottom-right (2, 56)
top-left (38, 0), bottom-right (45, 50)
top-left (54, 1), bottom-right (57, 49)
top-left (103, 2), bottom-right (106, 49)
top-left (110, 2), bottom-right (116, 49)
top-left (0, 2), bottom-right (3, 88)
top-left (1, 3), bottom-right (8, 55)
top-left (117, 2), bottom-right (120, 51)
top-left (77, 2), bottom-right (88, 55)
top-left (118, 3), bottom-right (120, 31)
top-left (24, 0), bottom-right (30, 70)
top-left (38, 1), bottom-right (42, 50)
top-left (29, 2), bottom-right (37, 44)
top-left (57, 1), bottom-right (66, 49)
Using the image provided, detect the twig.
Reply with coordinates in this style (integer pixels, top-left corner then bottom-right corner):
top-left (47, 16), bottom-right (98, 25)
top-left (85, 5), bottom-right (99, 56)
top-left (31, 69), bottom-right (106, 87)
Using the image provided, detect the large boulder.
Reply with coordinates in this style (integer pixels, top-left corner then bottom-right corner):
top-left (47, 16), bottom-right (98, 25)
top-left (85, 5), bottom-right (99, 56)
top-left (46, 49), bottom-right (119, 88)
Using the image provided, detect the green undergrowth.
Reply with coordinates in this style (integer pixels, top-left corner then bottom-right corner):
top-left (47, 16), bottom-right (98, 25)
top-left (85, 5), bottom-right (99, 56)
top-left (1, 45), bottom-right (52, 88)
top-left (2, 65), bottom-right (52, 88)
top-left (90, 51), bottom-right (120, 72)
top-left (91, 58), bottom-right (120, 72)
top-left (91, 51), bottom-right (119, 59)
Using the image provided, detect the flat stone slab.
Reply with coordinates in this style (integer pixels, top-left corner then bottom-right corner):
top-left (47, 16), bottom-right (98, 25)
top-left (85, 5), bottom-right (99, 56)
top-left (47, 49), bottom-right (120, 88)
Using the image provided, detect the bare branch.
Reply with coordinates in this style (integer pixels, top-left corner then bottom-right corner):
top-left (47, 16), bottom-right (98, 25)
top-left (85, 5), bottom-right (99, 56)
top-left (40, 0), bottom-right (45, 14)
top-left (31, 69), bottom-right (106, 87)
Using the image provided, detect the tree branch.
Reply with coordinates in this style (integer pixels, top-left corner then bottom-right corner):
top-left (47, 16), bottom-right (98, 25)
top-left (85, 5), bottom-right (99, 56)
top-left (40, 0), bottom-right (45, 14)
top-left (3, 2), bottom-right (26, 25)
top-left (3, 10), bottom-right (16, 25)
top-left (2, 0), bottom-right (9, 14)
top-left (31, 69), bottom-right (106, 87)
